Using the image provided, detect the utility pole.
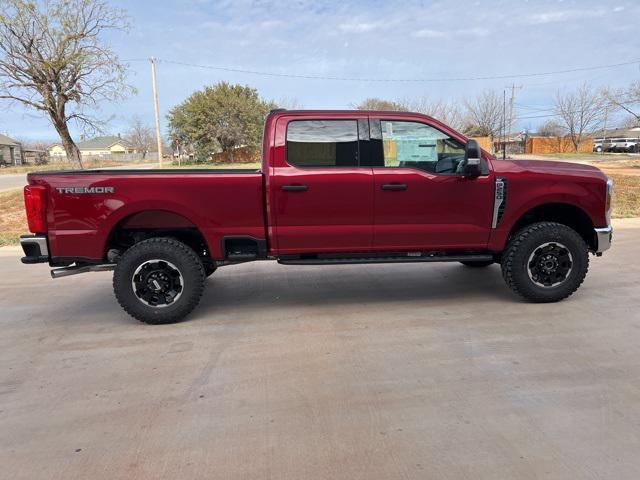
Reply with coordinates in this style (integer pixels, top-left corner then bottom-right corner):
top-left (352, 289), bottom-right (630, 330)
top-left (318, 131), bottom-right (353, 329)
top-left (150, 57), bottom-right (163, 167)
top-left (502, 89), bottom-right (507, 160)
top-left (601, 106), bottom-right (608, 155)
top-left (507, 83), bottom-right (521, 139)
top-left (506, 83), bottom-right (522, 155)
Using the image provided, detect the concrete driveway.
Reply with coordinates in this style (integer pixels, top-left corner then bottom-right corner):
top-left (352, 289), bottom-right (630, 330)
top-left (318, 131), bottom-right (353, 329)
top-left (2, 220), bottom-right (640, 479)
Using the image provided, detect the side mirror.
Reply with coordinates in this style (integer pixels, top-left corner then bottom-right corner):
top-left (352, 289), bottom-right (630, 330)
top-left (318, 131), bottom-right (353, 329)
top-left (463, 139), bottom-right (482, 177)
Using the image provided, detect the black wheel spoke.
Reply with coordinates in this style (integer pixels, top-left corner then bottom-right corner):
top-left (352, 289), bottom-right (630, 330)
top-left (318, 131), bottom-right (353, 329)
top-left (527, 241), bottom-right (574, 288)
top-left (131, 259), bottom-right (184, 308)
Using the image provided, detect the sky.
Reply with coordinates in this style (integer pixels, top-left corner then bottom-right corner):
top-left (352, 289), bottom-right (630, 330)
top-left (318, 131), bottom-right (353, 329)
top-left (2, 0), bottom-right (639, 142)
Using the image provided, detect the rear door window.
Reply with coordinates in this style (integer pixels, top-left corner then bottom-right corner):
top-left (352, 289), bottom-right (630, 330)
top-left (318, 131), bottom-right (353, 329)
top-left (286, 120), bottom-right (359, 167)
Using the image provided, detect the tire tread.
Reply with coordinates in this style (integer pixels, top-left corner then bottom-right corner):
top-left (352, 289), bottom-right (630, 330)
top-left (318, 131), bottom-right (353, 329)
top-left (501, 221), bottom-right (589, 303)
top-left (113, 237), bottom-right (205, 324)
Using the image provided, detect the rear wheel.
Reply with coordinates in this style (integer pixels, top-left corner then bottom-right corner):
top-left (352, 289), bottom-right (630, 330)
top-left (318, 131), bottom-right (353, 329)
top-left (460, 260), bottom-right (494, 268)
top-left (501, 222), bottom-right (588, 303)
top-left (113, 237), bottom-right (205, 324)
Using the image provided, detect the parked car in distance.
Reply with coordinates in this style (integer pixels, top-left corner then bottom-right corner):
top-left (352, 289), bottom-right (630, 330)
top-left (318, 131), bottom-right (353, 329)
top-left (596, 137), bottom-right (640, 153)
top-left (21, 109), bottom-right (614, 324)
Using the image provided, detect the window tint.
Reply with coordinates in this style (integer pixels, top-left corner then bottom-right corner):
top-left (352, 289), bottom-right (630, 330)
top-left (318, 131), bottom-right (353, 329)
top-left (287, 120), bottom-right (359, 167)
top-left (380, 120), bottom-right (466, 175)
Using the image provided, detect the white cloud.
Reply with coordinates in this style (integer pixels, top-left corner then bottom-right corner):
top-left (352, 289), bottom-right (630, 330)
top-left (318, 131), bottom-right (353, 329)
top-left (338, 22), bottom-right (384, 33)
top-left (525, 9), bottom-right (604, 24)
top-left (413, 29), bottom-right (447, 39)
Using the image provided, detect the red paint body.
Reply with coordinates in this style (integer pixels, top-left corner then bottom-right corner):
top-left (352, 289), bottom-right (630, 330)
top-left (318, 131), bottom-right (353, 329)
top-left (26, 110), bottom-right (609, 263)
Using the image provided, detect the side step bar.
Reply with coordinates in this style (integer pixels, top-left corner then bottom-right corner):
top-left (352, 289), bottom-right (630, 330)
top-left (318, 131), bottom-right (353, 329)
top-left (278, 253), bottom-right (494, 266)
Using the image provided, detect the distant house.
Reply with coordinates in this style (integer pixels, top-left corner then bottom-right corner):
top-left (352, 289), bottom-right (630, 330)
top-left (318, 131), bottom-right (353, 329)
top-left (49, 144), bottom-right (66, 158)
top-left (0, 134), bottom-right (23, 166)
top-left (48, 135), bottom-right (134, 158)
top-left (22, 148), bottom-right (47, 164)
top-left (594, 127), bottom-right (640, 142)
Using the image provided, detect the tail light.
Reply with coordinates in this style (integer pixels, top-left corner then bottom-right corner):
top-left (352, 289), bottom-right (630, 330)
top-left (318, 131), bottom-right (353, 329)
top-left (24, 185), bottom-right (48, 233)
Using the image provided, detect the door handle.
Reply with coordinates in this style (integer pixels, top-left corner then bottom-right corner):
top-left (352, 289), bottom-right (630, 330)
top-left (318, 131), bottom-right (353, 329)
top-left (381, 183), bottom-right (408, 191)
top-left (282, 184), bottom-right (308, 192)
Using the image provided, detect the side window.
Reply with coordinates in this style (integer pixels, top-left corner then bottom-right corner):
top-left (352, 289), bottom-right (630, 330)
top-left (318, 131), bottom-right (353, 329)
top-left (286, 120), bottom-right (359, 167)
top-left (380, 120), bottom-right (466, 175)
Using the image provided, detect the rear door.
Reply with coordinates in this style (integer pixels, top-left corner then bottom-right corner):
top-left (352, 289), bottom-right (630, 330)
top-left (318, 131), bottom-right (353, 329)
top-left (271, 115), bottom-right (374, 254)
top-left (367, 118), bottom-right (494, 250)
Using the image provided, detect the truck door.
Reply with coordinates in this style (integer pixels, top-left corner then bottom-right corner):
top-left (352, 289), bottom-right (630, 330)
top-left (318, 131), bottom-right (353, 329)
top-left (367, 118), bottom-right (494, 250)
top-left (270, 115), bottom-right (374, 254)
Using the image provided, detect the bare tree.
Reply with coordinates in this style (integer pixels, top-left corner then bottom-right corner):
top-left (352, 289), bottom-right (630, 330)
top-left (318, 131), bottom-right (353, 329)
top-left (463, 90), bottom-right (503, 137)
top-left (553, 84), bottom-right (606, 152)
top-left (619, 115), bottom-right (640, 129)
top-left (353, 98), bottom-right (408, 111)
top-left (536, 119), bottom-right (565, 137)
top-left (125, 117), bottom-right (154, 159)
top-left (0, 0), bottom-right (133, 168)
top-left (403, 97), bottom-right (465, 131)
top-left (606, 81), bottom-right (640, 125)
top-left (275, 96), bottom-right (304, 110)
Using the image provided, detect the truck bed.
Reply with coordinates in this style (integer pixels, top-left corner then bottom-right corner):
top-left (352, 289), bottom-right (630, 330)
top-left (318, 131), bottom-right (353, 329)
top-left (28, 169), bottom-right (266, 261)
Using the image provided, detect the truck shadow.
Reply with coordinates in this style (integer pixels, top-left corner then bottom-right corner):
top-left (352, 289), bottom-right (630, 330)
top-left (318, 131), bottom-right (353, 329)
top-left (193, 262), bottom-right (517, 322)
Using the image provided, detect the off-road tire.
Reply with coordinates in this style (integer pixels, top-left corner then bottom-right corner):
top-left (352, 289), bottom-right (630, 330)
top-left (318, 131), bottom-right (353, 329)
top-left (501, 222), bottom-right (589, 303)
top-left (460, 260), bottom-right (494, 268)
top-left (113, 237), bottom-right (206, 324)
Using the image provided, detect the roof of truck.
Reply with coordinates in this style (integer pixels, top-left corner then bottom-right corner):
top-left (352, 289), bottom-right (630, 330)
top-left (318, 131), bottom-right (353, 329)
top-left (269, 108), bottom-right (426, 115)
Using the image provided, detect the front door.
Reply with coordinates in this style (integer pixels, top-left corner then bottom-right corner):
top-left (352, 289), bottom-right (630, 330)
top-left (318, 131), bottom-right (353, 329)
top-left (271, 116), bottom-right (374, 254)
top-left (369, 118), bottom-right (494, 250)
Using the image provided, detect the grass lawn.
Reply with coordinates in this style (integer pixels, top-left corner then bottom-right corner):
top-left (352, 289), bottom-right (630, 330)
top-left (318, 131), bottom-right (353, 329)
top-left (0, 174), bottom-right (638, 247)
top-left (539, 153), bottom-right (635, 159)
top-left (0, 189), bottom-right (26, 246)
top-left (610, 174), bottom-right (640, 218)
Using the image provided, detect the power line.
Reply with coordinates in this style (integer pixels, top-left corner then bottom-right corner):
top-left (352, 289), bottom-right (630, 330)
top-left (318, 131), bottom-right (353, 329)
top-left (514, 98), bottom-right (640, 121)
top-left (122, 57), bottom-right (640, 83)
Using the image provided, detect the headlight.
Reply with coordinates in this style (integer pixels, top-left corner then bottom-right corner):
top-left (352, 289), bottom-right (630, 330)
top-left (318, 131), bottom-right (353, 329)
top-left (605, 177), bottom-right (613, 225)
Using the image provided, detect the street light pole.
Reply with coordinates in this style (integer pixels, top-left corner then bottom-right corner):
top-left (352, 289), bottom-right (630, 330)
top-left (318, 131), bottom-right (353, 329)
top-left (150, 57), bottom-right (163, 167)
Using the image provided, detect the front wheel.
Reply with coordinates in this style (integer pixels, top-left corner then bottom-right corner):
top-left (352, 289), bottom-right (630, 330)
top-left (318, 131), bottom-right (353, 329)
top-left (113, 237), bottom-right (206, 324)
top-left (501, 222), bottom-right (589, 303)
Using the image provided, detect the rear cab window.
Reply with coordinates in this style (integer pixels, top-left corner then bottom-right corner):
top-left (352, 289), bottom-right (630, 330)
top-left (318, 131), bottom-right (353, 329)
top-left (285, 120), bottom-right (360, 167)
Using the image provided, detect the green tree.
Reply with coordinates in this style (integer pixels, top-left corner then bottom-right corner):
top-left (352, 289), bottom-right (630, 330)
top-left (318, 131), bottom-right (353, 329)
top-left (168, 82), bottom-right (273, 161)
top-left (0, 0), bottom-right (133, 168)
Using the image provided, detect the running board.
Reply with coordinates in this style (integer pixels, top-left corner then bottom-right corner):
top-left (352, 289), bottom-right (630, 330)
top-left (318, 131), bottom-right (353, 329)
top-left (278, 253), bottom-right (494, 266)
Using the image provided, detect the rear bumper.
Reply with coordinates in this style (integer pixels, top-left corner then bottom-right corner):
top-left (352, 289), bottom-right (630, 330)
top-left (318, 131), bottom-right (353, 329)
top-left (594, 226), bottom-right (612, 254)
top-left (20, 235), bottom-right (50, 264)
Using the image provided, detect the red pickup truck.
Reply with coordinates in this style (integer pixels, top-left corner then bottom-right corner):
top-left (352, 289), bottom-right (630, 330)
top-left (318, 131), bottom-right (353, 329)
top-left (21, 110), bottom-right (613, 324)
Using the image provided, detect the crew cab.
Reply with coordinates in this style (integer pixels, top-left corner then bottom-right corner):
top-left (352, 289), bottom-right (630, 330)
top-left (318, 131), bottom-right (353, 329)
top-left (21, 110), bottom-right (613, 324)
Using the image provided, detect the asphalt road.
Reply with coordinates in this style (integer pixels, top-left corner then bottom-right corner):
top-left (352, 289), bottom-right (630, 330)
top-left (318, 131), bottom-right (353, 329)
top-left (2, 219), bottom-right (640, 480)
top-left (0, 173), bottom-right (28, 192)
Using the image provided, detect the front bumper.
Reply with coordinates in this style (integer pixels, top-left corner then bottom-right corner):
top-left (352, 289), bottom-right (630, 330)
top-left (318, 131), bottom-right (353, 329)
top-left (20, 235), bottom-right (50, 264)
top-left (594, 226), bottom-right (613, 254)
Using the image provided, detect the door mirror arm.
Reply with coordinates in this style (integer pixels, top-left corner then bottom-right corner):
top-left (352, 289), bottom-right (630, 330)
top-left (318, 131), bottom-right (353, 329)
top-left (463, 139), bottom-right (482, 177)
